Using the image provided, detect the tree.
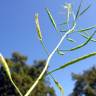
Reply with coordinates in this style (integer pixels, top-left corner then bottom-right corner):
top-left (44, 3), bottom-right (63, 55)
top-left (70, 67), bottom-right (96, 96)
top-left (0, 52), bottom-right (56, 96)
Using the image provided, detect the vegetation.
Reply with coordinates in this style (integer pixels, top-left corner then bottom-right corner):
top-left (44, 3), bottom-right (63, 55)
top-left (0, 0), bottom-right (96, 96)
top-left (0, 52), bottom-right (56, 96)
top-left (70, 67), bottom-right (96, 96)
top-left (34, 0), bottom-right (96, 95)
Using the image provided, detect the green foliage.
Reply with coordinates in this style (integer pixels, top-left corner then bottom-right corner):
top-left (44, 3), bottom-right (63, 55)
top-left (0, 52), bottom-right (56, 96)
top-left (70, 67), bottom-right (96, 96)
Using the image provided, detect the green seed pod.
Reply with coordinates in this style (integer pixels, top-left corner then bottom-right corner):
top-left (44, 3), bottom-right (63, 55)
top-left (0, 54), bottom-right (11, 79)
top-left (35, 13), bottom-right (42, 41)
top-left (54, 79), bottom-right (64, 96)
top-left (67, 37), bottom-right (76, 43)
top-left (0, 54), bottom-right (23, 96)
top-left (57, 48), bottom-right (65, 56)
top-left (48, 52), bottom-right (96, 74)
top-left (50, 75), bottom-right (64, 96)
top-left (78, 4), bottom-right (91, 18)
top-left (70, 31), bottom-right (96, 51)
top-left (78, 25), bottom-right (96, 32)
top-left (45, 8), bottom-right (58, 32)
top-left (80, 33), bottom-right (96, 42)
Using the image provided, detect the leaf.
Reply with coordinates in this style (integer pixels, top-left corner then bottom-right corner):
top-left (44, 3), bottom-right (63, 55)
top-left (35, 13), bottom-right (42, 41)
top-left (50, 74), bottom-right (64, 96)
top-left (48, 52), bottom-right (96, 74)
top-left (78, 4), bottom-right (91, 18)
top-left (0, 54), bottom-right (23, 96)
top-left (57, 48), bottom-right (65, 56)
top-left (45, 8), bottom-right (58, 32)
top-left (79, 33), bottom-right (96, 42)
top-left (78, 25), bottom-right (96, 32)
top-left (67, 37), bottom-right (76, 43)
top-left (75, 0), bottom-right (83, 20)
top-left (70, 31), bottom-right (96, 51)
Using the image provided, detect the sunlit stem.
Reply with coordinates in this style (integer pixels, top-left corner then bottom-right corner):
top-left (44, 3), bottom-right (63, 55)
top-left (0, 54), bottom-right (23, 96)
top-left (24, 22), bottom-right (76, 96)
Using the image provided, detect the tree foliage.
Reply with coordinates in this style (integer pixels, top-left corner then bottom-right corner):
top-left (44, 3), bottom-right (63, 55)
top-left (0, 52), bottom-right (56, 96)
top-left (70, 67), bottom-right (96, 96)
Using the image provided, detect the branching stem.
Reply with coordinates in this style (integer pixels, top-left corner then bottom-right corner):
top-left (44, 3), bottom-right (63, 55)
top-left (24, 22), bottom-right (76, 96)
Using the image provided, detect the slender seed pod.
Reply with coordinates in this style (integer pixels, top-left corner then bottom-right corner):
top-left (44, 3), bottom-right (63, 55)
top-left (48, 52), bottom-right (96, 74)
top-left (78, 25), bottom-right (96, 32)
top-left (70, 31), bottom-right (96, 51)
top-left (75, 0), bottom-right (83, 20)
top-left (78, 4), bottom-right (91, 18)
top-left (67, 37), bottom-right (76, 43)
top-left (50, 75), bottom-right (64, 96)
top-left (0, 54), bottom-right (23, 96)
top-left (45, 8), bottom-right (58, 32)
top-left (35, 13), bottom-right (42, 41)
top-left (57, 48), bottom-right (65, 56)
top-left (0, 54), bottom-right (11, 79)
top-left (59, 31), bottom-right (96, 53)
top-left (79, 33), bottom-right (96, 42)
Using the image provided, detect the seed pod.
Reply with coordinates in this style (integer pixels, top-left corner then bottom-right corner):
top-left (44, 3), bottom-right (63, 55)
top-left (78, 25), bottom-right (96, 32)
top-left (70, 31), bottom-right (96, 51)
top-left (79, 33), bottom-right (96, 42)
top-left (0, 54), bottom-right (23, 96)
top-left (58, 31), bottom-right (96, 52)
top-left (45, 8), bottom-right (58, 32)
top-left (78, 4), bottom-right (91, 18)
top-left (54, 79), bottom-right (64, 96)
top-left (48, 52), bottom-right (96, 74)
top-left (75, 0), bottom-right (83, 20)
top-left (0, 54), bottom-right (11, 79)
top-left (50, 75), bottom-right (64, 96)
top-left (35, 13), bottom-right (42, 41)
top-left (67, 37), bottom-right (76, 43)
top-left (57, 48), bottom-right (65, 56)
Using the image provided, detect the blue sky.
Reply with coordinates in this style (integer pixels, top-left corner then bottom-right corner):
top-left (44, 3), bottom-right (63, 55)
top-left (0, 0), bottom-right (96, 96)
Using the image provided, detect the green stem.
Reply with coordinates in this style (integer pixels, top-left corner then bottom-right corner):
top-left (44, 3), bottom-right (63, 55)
top-left (24, 21), bottom-right (76, 96)
top-left (10, 78), bottom-right (23, 96)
